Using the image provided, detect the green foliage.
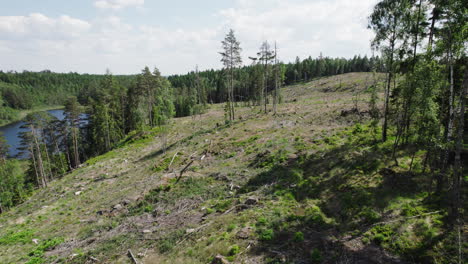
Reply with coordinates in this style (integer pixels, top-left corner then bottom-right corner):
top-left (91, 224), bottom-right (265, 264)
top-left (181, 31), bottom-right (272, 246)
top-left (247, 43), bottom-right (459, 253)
top-left (358, 207), bottom-right (381, 224)
top-left (369, 225), bottom-right (394, 245)
top-left (227, 224), bottom-right (237, 232)
top-left (258, 229), bottom-right (274, 241)
top-left (310, 248), bottom-right (322, 264)
top-left (254, 149), bottom-right (289, 168)
top-left (401, 202), bottom-right (426, 217)
top-left (293, 231), bottom-right (304, 242)
top-left (232, 135), bottom-right (260, 147)
top-left (0, 159), bottom-right (28, 210)
top-left (158, 230), bottom-right (184, 253)
top-left (0, 228), bottom-right (35, 245)
top-left (0, 105), bottom-right (19, 125)
top-left (256, 217), bottom-right (268, 226)
top-left (213, 199), bottom-right (233, 212)
top-left (28, 237), bottom-right (64, 257)
top-left (152, 155), bottom-right (180, 172)
top-left (228, 245), bottom-right (240, 256)
top-left (25, 237), bottom-right (64, 264)
top-left (305, 205), bottom-right (332, 227)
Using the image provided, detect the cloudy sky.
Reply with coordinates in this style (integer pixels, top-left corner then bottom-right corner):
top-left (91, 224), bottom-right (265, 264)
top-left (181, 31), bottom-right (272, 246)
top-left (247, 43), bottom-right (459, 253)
top-left (0, 0), bottom-right (378, 75)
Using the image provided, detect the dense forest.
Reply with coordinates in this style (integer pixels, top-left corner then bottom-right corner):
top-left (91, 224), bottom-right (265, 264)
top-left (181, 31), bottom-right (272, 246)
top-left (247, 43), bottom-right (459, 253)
top-left (0, 71), bottom-right (137, 125)
top-left (0, 0), bottom-right (466, 262)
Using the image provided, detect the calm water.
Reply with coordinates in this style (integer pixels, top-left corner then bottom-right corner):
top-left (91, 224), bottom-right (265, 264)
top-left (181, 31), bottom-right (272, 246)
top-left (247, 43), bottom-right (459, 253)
top-left (0, 109), bottom-right (66, 158)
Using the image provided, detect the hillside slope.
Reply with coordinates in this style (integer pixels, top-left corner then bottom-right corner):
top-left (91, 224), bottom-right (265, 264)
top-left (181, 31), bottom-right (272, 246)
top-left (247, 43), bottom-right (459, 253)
top-left (0, 73), bottom-right (457, 264)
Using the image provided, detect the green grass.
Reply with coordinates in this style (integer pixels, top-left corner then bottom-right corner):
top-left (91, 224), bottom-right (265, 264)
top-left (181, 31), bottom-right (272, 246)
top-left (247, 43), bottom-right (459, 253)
top-left (0, 73), bottom-right (456, 264)
top-left (0, 228), bottom-right (35, 245)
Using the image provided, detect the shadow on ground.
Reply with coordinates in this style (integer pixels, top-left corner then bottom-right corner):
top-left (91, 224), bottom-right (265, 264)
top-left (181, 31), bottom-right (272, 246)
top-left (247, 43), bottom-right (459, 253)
top-left (239, 134), bottom-right (440, 264)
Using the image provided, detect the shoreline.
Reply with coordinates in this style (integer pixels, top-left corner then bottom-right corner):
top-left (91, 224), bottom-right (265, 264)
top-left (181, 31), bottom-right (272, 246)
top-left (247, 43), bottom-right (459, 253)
top-left (0, 105), bottom-right (64, 128)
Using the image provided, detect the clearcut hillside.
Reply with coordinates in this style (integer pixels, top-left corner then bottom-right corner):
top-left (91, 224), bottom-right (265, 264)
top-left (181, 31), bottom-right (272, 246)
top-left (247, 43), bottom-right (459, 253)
top-left (0, 72), bottom-right (458, 264)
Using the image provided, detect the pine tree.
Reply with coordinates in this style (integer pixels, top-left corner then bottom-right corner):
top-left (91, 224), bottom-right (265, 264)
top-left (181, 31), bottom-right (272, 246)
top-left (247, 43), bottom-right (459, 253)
top-left (220, 29), bottom-right (242, 121)
top-left (64, 96), bottom-right (81, 168)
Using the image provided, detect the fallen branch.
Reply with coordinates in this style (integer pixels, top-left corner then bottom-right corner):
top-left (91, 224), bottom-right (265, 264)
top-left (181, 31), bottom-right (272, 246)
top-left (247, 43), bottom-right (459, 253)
top-left (167, 151), bottom-right (179, 170)
top-left (222, 204), bottom-right (252, 215)
top-left (370, 211), bottom-right (442, 227)
top-left (127, 249), bottom-right (139, 264)
top-left (176, 221), bottom-right (213, 245)
top-left (175, 159), bottom-right (194, 183)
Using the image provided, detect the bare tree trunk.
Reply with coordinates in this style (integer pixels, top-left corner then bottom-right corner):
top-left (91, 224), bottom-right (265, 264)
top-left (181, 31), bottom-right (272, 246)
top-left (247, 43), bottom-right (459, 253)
top-left (231, 67), bottom-right (235, 120)
top-left (402, 0), bottom-right (423, 144)
top-left (30, 144), bottom-right (41, 188)
top-left (105, 108), bottom-right (111, 151)
top-left (382, 50), bottom-right (394, 141)
top-left (72, 127), bottom-right (80, 168)
top-left (428, 5), bottom-right (437, 50)
top-left (42, 136), bottom-right (53, 181)
top-left (451, 68), bottom-right (467, 264)
top-left (264, 60), bottom-right (268, 114)
top-left (64, 141), bottom-right (73, 171)
top-left (447, 43), bottom-right (455, 144)
top-left (31, 126), bottom-right (46, 187)
top-left (273, 42), bottom-right (278, 115)
top-left (55, 140), bottom-right (66, 174)
top-left (438, 34), bottom-right (455, 195)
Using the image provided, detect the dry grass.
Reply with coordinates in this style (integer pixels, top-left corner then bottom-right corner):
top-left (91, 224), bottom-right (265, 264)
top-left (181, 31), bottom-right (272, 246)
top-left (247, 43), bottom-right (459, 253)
top-left (0, 72), bottom-right (394, 264)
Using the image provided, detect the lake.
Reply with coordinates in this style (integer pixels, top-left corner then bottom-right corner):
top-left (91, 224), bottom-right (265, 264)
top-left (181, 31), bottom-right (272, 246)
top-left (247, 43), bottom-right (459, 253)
top-left (0, 109), bottom-right (66, 158)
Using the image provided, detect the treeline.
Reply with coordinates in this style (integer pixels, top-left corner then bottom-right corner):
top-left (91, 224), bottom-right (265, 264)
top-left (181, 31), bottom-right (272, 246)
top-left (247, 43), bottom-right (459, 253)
top-left (168, 53), bottom-right (383, 116)
top-left (0, 70), bottom-right (136, 108)
top-left (367, 0), bottom-right (466, 255)
top-left (0, 55), bottom-right (379, 123)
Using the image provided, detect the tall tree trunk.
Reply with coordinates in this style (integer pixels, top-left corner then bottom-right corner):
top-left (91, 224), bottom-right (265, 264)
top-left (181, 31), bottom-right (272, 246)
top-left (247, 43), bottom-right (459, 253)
top-left (42, 136), bottom-right (53, 181)
top-left (451, 68), bottom-right (467, 264)
top-left (72, 127), bottom-right (80, 168)
top-left (428, 5), bottom-right (437, 50)
top-left (231, 67), bottom-right (235, 120)
top-left (55, 140), bottom-right (66, 174)
top-left (451, 70), bottom-right (467, 218)
top-left (437, 34), bottom-right (455, 195)
top-left (31, 126), bottom-right (46, 188)
top-left (105, 107), bottom-right (111, 151)
top-left (382, 36), bottom-right (395, 142)
top-left (274, 42), bottom-right (278, 115)
top-left (402, 0), bottom-right (423, 144)
top-left (30, 144), bottom-right (41, 188)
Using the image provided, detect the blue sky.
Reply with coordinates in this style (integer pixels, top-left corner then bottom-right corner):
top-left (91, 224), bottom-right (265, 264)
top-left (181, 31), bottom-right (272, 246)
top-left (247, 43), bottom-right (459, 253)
top-left (0, 0), bottom-right (377, 75)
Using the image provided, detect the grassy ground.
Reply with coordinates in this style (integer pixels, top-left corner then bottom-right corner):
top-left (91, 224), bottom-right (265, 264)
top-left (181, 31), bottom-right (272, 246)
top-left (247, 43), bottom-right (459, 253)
top-left (0, 73), bottom-right (461, 264)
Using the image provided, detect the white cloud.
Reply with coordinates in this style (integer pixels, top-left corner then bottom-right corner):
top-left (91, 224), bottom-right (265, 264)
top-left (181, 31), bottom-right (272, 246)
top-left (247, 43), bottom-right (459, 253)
top-left (219, 0), bottom-right (377, 63)
top-left (94, 0), bottom-right (144, 10)
top-left (0, 0), bottom-right (378, 75)
top-left (0, 13), bottom-right (91, 39)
